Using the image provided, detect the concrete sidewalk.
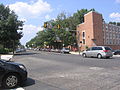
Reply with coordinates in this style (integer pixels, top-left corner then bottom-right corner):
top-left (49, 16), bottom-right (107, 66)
top-left (70, 51), bottom-right (81, 55)
top-left (113, 55), bottom-right (120, 57)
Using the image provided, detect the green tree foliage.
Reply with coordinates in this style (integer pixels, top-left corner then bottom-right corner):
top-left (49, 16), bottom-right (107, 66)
top-left (0, 4), bottom-right (24, 49)
top-left (117, 22), bottom-right (120, 26)
top-left (26, 9), bottom-right (95, 49)
top-left (109, 21), bottom-right (120, 26)
top-left (109, 22), bottom-right (117, 25)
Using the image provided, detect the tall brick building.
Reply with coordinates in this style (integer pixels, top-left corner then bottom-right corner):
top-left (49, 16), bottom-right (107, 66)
top-left (77, 11), bottom-right (120, 51)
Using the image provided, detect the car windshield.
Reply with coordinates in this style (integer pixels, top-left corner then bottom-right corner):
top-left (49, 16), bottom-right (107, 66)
top-left (65, 48), bottom-right (69, 50)
top-left (105, 47), bottom-right (112, 50)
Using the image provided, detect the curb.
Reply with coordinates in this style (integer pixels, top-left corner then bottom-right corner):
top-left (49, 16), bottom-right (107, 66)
top-left (0, 55), bottom-right (13, 60)
top-left (113, 55), bottom-right (120, 57)
top-left (70, 52), bottom-right (82, 55)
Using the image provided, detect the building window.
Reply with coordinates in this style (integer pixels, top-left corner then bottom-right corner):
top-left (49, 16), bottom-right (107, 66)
top-left (82, 32), bottom-right (85, 38)
top-left (106, 39), bottom-right (109, 44)
top-left (114, 40), bottom-right (116, 45)
top-left (109, 26), bottom-right (111, 30)
top-left (110, 33), bottom-right (112, 39)
top-left (110, 40), bottom-right (112, 44)
top-left (117, 34), bottom-right (119, 39)
top-left (83, 39), bottom-right (85, 44)
top-left (116, 40), bottom-right (118, 45)
top-left (116, 34), bottom-right (118, 38)
top-left (113, 34), bottom-right (115, 39)
top-left (116, 27), bottom-right (119, 32)
top-left (119, 28), bottom-right (120, 32)
top-left (106, 33), bottom-right (109, 38)
top-left (115, 27), bottom-right (117, 32)
top-left (102, 25), bottom-right (104, 29)
top-left (106, 25), bottom-right (108, 30)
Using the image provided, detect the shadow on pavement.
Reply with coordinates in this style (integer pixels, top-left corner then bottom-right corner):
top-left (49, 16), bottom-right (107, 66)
top-left (21, 77), bottom-right (35, 87)
top-left (0, 78), bottom-right (35, 90)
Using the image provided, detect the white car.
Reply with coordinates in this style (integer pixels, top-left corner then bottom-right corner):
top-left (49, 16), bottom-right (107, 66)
top-left (15, 49), bottom-right (21, 53)
top-left (61, 48), bottom-right (70, 53)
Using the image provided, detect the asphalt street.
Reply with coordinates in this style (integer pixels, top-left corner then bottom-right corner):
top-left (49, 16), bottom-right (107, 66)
top-left (2, 50), bottom-right (120, 90)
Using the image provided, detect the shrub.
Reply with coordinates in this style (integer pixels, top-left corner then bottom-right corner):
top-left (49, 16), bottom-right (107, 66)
top-left (85, 45), bottom-right (89, 50)
top-left (0, 48), bottom-right (9, 54)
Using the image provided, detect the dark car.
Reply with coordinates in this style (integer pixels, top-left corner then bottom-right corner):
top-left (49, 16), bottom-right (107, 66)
top-left (0, 59), bottom-right (27, 89)
top-left (113, 50), bottom-right (120, 55)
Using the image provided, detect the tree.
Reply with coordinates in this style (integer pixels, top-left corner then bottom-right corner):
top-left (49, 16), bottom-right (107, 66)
top-left (109, 22), bottom-right (120, 26)
top-left (27, 9), bottom-right (95, 50)
top-left (117, 22), bottom-right (120, 26)
top-left (0, 4), bottom-right (23, 50)
top-left (109, 22), bottom-right (117, 25)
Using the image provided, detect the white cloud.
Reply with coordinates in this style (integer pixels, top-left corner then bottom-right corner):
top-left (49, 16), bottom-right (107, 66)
top-left (20, 24), bottom-right (43, 45)
top-left (116, 0), bottom-right (120, 3)
top-left (8, 0), bottom-right (52, 45)
top-left (9, 0), bottom-right (53, 19)
top-left (109, 12), bottom-right (120, 18)
top-left (45, 15), bottom-right (51, 20)
top-left (109, 12), bottom-right (120, 22)
top-left (23, 24), bottom-right (43, 34)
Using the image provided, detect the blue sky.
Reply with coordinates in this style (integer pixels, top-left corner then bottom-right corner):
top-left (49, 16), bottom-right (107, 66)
top-left (1, 0), bottom-right (120, 45)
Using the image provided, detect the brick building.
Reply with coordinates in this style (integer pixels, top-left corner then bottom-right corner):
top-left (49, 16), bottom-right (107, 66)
top-left (77, 11), bottom-right (120, 51)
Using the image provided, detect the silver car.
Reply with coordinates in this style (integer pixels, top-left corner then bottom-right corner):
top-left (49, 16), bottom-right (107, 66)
top-left (61, 48), bottom-right (70, 53)
top-left (82, 46), bottom-right (113, 58)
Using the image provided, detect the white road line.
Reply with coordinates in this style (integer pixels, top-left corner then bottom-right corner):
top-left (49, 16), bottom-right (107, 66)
top-left (89, 67), bottom-right (104, 70)
top-left (10, 87), bottom-right (24, 90)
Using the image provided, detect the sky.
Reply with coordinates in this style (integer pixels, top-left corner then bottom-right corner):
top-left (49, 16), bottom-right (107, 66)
top-left (0, 0), bottom-right (120, 45)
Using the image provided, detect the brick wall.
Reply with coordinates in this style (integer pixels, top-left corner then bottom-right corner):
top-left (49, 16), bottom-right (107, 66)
top-left (77, 11), bottom-right (120, 51)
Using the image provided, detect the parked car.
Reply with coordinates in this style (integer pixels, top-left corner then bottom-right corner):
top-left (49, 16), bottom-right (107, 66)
top-left (113, 50), bottom-right (120, 55)
top-left (61, 48), bottom-right (70, 53)
top-left (15, 49), bottom-right (21, 53)
top-left (0, 59), bottom-right (27, 89)
top-left (55, 49), bottom-right (61, 53)
top-left (21, 48), bottom-right (26, 52)
top-left (15, 48), bottom-right (26, 53)
top-left (82, 46), bottom-right (113, 58)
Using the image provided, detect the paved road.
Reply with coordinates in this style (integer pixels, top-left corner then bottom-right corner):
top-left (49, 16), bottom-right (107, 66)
top-left (3, 50), bottom-right (120, 90)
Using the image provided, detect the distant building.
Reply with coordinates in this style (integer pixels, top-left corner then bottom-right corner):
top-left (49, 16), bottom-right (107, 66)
top-left (77, 11), bottom-right (120, 51)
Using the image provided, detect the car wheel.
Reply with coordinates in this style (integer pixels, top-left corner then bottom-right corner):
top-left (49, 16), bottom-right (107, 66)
top-left (2, 73), bottom-right (20, 89)
top-left (97, 54), bottom-right (102, 59)
top-left (82, 53), bottom-right (86, 58)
